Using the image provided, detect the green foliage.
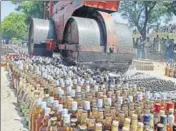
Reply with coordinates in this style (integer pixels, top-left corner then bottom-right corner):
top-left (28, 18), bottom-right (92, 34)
top-left (12, 37), bottom-right (22, 45)
top-left (164, 1), bottom-right (176, 16)
top-left (13, 1), bottom-right (44, 22)
top-left (119, 1), bottom-right (173, 39)
top-left (2, 12), bottom-right (28, 41)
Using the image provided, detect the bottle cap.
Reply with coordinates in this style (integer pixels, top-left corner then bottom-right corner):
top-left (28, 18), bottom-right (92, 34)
top-left (122, 127), bottom-right (129, 131)
top-left (112, 120), bottom-right (119, 126)
top-left (138, 123), bottom-right (144, 130)
top-left (76, 86), bottom-right (81, 93)
top-left (125, 118), bottom-right (131, 124)
top-left (41, 101), bottom-right (47, 109)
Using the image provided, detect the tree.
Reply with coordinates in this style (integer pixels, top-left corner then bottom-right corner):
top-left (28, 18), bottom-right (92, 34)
top-left (119, 1), bottom-right (173, 40)
top-left (164, 1), bottom-right (176, 16)
top-left (13, 1), bottom-right (44, 22)
top-left (2, 12), bottom-right (28, 40)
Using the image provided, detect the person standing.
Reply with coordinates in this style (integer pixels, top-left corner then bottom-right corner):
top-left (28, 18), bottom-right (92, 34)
top-left (161, 38), bottom-right (166, 57)
top-left (144, 37), bottom-right (151, 59)
top-left (137, 37), bottom-right (144, 58)
top-left (155, 35), bottom-right (160, 53)
top-left (165, 38), bottom-right (174, 60)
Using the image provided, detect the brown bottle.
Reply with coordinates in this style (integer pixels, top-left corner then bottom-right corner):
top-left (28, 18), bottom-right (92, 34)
top-left (31, 98), bottom-right (42, 131)
top-left (174, 66), bottom-right (176, 78)
top-left (39, 108), bottom-right (51, 131)
top-left (165, 64), bottom-right (168, 76)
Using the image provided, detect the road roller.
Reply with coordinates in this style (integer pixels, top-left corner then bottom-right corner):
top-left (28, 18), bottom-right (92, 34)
top-left (28, 1), bottom-right (136, 72)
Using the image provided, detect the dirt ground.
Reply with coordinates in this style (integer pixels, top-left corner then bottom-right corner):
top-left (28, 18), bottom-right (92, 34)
top-left (1, 67), bottom-right (28, 131)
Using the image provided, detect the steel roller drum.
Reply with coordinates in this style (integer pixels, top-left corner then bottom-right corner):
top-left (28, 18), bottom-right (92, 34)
top-left (114, 22), bottom-right (133, 48)
top-left (28, 18), bottom-right (55, 53)
top-left (64, 17), bottom-right (101, 46)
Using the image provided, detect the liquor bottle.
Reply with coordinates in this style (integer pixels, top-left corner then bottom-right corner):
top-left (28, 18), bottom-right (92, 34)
top-left (167, 114), bottom-right (174, 131)
top-left (39, 108), bottom-right (51, 131)
top-left (174, 65), bottom-right (176, 78)
top-left (35, 102), bottom-right (47, 131)
top-left (165, 64), bottom-right (169, 76)
top-left (131, 114), bottom-right (138, 131)
top-left (124, 118), bottom-right (131, 129)
top-left (87, 117), bottom-right (95, 131)
top-left (31, 98), bottom-right (42, 131)
top-left (103, 114), bottom-right (112, 131)
top-left (173, 123), bottom-right (176, 131)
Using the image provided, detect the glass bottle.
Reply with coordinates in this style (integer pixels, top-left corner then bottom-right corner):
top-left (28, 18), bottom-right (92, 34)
top-left (87, 117), bottom-right (95, 131)
top-left (124, 118), bottom-right (131, 129)
top-left (104, 114), bottom-right (112, 131)
top-left (31, 98), bottom-right (42, 131)
top-left (167, 114), bottom-right (174, 131)
top-left (71, 101), bottom-right (78, 118)
top-left (35, 111), bottom-right (44, 131)
top-left (39, 108), bottom-right (51, 131)
top-left (131, 114), bottom-right (138, 131)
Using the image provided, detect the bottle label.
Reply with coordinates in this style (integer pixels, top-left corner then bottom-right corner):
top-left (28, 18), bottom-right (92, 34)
top-left (84, 101), bottom-right (90, 110)
top-left (168, 115), bottom-right (174, 124)
top-left (94, 85), bottom-right (99, 92)
top-left (106, 98), bottom-right (112, 106)
top-left (76, 86), bottom-right (81, 93)
top-left (128, 96), bottom-right (133, 102)
top-left (117, 97), bottom-right (123, 104)
top-left (86, 85), bottom-right (90, 92)
top-left (66, 86), bottom-right (72, 94)
top-left (97, 99), bottom-right (103, 108)
top-left (57, 104), bottom-right (63, 113)
top-left (71, 90), bottom-right (76, 97)
top-left (137, 92), bottom-right (143, 101)
top-left (63, 114), bottom-right (70, 124)
top-left (72, 101), bottom-right (78, 111)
